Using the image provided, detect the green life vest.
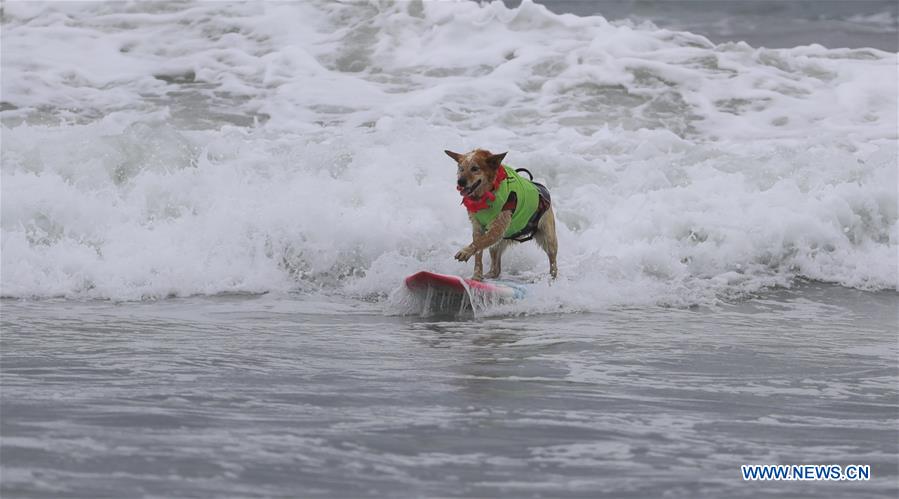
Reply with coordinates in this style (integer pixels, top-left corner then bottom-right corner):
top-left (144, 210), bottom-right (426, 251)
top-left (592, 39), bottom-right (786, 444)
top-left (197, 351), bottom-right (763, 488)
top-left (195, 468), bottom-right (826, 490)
top-left (473, 165), bottom-right (540, 237)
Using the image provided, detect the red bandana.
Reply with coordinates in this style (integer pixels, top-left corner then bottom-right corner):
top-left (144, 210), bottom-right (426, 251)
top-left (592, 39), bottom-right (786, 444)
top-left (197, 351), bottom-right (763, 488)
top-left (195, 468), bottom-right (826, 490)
top-left (458, 166), bottom-right (507, 213)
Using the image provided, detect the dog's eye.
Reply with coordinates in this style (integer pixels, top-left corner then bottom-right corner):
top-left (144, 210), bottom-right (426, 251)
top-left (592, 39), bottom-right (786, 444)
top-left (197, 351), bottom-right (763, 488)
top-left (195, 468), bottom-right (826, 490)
top-left (471, 166), bottom-right (479, 172)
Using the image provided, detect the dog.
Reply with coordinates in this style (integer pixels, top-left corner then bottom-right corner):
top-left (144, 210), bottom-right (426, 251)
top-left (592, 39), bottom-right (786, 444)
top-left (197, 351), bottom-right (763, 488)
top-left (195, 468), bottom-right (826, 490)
top-left (445, 149), bottom-right (558, 281)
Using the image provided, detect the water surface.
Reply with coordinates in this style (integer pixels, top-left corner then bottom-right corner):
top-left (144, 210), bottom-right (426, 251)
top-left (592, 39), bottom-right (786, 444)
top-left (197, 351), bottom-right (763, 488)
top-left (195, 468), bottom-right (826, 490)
top-left (2, 284), bottom-right (896, 497)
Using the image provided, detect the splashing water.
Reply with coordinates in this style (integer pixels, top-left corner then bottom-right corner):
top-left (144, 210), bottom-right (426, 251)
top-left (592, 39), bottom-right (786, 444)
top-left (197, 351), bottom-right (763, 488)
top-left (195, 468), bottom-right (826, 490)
top-left (1, 0), bottom-right (896, 312)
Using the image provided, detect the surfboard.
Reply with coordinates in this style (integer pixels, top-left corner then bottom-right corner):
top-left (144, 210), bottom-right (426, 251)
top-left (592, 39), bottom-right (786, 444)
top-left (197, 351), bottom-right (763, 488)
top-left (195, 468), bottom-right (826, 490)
top-left (404, 271), bottom-right (525, 315)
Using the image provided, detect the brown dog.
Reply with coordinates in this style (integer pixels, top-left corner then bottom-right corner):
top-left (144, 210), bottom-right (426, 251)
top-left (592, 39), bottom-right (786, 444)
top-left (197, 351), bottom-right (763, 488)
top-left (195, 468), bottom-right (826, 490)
top-left (445, 149), bottom-right (558, 281)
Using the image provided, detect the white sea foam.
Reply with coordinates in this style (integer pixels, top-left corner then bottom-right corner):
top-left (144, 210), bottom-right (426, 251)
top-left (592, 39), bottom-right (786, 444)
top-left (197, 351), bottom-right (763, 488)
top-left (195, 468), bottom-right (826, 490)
top-left (2, 0), bottom-right (896, 308)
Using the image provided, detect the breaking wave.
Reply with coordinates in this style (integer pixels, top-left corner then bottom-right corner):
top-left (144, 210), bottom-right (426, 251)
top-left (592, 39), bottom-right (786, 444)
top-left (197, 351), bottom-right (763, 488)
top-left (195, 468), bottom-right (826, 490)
top-left (2, 0), bottom-right (896, 309)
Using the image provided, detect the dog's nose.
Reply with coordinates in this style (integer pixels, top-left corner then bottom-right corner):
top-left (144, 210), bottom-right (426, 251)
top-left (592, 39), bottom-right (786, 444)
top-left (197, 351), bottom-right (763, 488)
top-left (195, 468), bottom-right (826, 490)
top-left (457, 177), bottom-right (467, 187)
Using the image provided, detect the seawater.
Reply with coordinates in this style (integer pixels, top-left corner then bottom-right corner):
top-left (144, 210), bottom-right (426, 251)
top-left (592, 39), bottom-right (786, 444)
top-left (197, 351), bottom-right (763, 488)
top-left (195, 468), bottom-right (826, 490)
top-left (1, 0), bottom-right (896, 306)
top-left (1, 285), bottom-right (896, 497)
top-left (1, 1), bottom-right (897, 497)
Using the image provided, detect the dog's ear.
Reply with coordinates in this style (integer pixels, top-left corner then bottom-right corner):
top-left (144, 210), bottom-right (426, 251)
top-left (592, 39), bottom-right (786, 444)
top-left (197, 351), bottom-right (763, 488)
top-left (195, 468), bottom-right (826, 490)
top-left (444, 150), bottom-right (463, 163)
top-left (487, 152), bottom-right (507, 169)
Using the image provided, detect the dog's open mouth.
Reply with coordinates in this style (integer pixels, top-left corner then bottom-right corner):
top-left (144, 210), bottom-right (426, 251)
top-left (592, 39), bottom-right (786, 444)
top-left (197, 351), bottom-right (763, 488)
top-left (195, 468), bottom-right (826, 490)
top-left (460, 179), bottom-right (482, 197)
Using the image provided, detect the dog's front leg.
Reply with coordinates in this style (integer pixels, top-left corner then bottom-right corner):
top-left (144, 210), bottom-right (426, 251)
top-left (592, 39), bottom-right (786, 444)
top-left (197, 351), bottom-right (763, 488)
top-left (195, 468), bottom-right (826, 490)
top-left (472, 250), bottom-right (484, 281)
top-left (456, 218), bottom-right (487, 280)
top-left (469, 219), bottom-right (485, 280)
top-left (455, 212), bottom-right (511, 280)
top-left (472, 210), bottom-right (511, 252)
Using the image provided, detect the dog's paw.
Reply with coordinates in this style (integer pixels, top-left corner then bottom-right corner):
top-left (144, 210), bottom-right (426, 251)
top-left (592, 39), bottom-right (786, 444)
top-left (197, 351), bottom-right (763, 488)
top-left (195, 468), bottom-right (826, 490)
top-left (485, 269), bottom-right (500, 279)
top-left (470, 273), bottom-right (483, 282)
top-left (454, 245), bottom-right (475, 262)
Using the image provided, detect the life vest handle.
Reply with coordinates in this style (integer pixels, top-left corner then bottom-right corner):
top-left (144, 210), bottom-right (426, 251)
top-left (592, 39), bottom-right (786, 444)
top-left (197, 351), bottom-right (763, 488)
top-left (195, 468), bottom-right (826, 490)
top-left (514, 168), bottom-right (534, 181)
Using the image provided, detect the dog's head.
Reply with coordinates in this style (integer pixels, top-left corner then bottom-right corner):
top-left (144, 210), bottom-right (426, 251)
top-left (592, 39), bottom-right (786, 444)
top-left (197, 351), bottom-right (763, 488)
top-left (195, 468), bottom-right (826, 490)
top-left (444, 149), bottom-right (507, 198)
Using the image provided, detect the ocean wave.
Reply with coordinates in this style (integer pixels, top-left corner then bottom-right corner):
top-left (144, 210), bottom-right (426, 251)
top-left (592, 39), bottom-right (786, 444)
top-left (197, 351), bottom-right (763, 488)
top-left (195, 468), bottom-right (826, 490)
top-left (2, 0), bottom-right (896, 308)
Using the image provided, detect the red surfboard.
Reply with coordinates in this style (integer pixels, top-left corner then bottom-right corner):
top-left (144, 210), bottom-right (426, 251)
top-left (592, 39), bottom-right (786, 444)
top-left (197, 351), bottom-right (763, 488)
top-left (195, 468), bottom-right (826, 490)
top-left (405, 271), bottom-right (525, 300)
